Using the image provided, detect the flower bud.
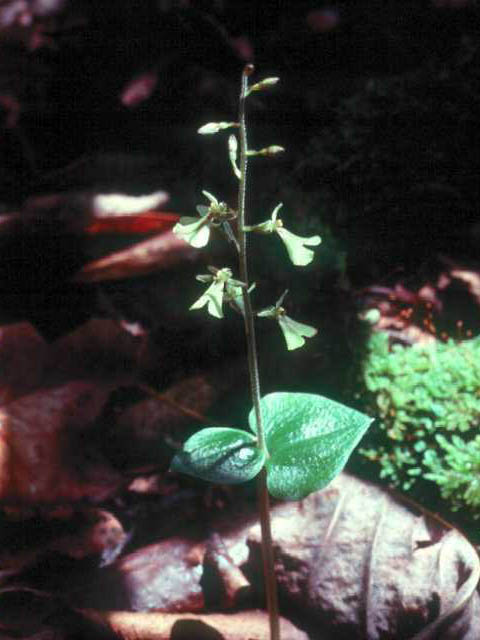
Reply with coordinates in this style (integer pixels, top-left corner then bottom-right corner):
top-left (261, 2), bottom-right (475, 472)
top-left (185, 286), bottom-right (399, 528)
top-left (197, 122), bottom-right (238, 135)
top-left (246, 77), bottom-right (280, 96)
top-left (228, 135), bottom-right (241, 179)
top-left (248, 145), bottom-right (285, 157)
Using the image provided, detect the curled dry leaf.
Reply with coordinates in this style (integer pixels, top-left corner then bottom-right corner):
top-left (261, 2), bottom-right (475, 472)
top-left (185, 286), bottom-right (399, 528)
top-left (74, 230), bottom-right (199, 282)
top-left (450, 268), bottom-right (480, 307)
top-left (0, 190), bottom-right (175, 237)
top-left (202, 532), bottom-right (250, 610)
top-left (92, 190), bottom-right (168, 216)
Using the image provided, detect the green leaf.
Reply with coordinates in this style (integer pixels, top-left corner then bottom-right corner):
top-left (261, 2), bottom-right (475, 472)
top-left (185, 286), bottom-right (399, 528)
top-left (170, 427), bottom-right (265, 484)
top-left (249, 392), bottom-right (373, 500)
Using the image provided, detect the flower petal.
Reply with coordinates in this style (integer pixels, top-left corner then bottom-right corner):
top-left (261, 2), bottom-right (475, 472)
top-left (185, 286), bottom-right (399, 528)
top-left (190, 280), bottom-right (225, 318)
top-left (276, 227), bottom-right (321, 266)
top-left (196, 205), bottom-right (209, 217)
top-left (257, 305), bottom-right (276, 318)
top-left (278, 315), bottom-right (317, 351)
top-left (202, 190), bottom-right (219, 205)
top-left (173, 217), bottom-right (210, 248)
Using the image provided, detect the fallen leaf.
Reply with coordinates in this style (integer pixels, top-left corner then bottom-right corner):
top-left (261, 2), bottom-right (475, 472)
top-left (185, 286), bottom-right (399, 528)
top-left (46, 317), bottom-right (148, 385)
top-left (0, 319), bottom-right (150, 505)
top-left (246, 473), bottom-right (480, 639)
top-left (202, 533), bottom-right (250, 610)
top-left (1, 190), bottom-right (174, 236)
top-left (450, 269), bottom-right (480, 307)
top-left (0, 381), bottom-right (121, 503)
top-left (120, 70), bottom-right (159, 108)
top-left (92, 191), bottom-right (168, 216)
top-left (76, 537), bottom-right (207, 613)
top-left (0, 322), bottom-right (47, 404)
top-left (108, 375), bottom-right (218, 472)
top-left (62, 473), bottom-right (480, 637)
top-left (74, 231), bottom-right (198, 282)
top-left (79, 609), bottom-right (308, 640)
top-left (85, 211), bottom-right (180, 235)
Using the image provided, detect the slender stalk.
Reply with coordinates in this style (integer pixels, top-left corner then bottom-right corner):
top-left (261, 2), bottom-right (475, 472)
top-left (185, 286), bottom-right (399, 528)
top-left (236, 63), bottom-right (280, 640)
top-left (236, 64), bottom-right (264, 451)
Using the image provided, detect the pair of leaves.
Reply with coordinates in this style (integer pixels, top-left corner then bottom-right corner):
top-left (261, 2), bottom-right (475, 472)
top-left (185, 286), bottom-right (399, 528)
top-left (171, 392), bottom-right (373, 500)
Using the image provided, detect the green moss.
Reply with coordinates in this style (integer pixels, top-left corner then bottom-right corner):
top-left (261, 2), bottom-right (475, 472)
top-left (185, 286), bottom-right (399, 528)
top-left (361, 332), bottom-right (480, 512)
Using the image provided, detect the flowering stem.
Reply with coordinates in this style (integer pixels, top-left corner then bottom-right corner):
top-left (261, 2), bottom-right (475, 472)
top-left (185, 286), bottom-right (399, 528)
top-left (236, 63), bottom-right (280, 640)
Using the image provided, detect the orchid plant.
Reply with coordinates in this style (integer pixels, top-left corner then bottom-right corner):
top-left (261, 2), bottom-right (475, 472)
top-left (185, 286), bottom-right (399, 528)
top-left (170, 65), bottom-right (373, 640)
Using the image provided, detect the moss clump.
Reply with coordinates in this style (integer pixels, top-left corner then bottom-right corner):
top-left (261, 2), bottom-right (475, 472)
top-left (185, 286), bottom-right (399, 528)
top-left (361, 332), bottom-right (480, 515)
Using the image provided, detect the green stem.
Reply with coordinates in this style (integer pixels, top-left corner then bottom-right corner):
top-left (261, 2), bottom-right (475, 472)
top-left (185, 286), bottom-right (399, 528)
top-left (236, 63), bottom-right (280, 640)
top-left (237, 64), bottom-right (264, 451)
top-left (257, 468), bottom-right (281, 640)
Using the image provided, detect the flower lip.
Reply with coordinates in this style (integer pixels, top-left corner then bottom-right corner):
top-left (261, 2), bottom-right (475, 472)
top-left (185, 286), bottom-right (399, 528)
top-left (257, 290), bottom-right (317, 351)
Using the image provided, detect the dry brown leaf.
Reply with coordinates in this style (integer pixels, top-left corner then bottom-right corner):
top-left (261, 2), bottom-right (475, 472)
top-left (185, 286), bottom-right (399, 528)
top-left (75, 231), bottom-right (199, 282)
top-left (80, 609), bottom-right (308, 640)
top-left (1, 190), bottom-right (172, 235)
top-left (46, 317), bottom-right (148, 385)
top-left (64, 474), bottom-right (479, 638)
top-left (245, 473), bottom-right (480, 640)
top-left (0, 322), bottom-right (47, 404)
top-left (0, 318), bottom-right (235, 505)
top-left (203, 533), bottom-right (250, 610)
top-left (0, 381), bottom-right (121, 503)
top-left (0, 319), bottom-right (150, 505)
top-left (450, 269), bottom-right (480, 307)
top-left (109, 375), bottom-right (219, 473)
top-left (76, 536), bottom-right (207, 613)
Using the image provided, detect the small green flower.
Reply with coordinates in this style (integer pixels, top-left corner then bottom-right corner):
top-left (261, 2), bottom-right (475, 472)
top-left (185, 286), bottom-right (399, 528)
top-left (196, 191), bottom-right (235, 223)
top-left (258, 290), bottom-right (317, 351)
top-left (190, 267), bottom-right (245, 319)
top-left (244, 203), bottom-right (321, 266)
top-left (173, 191), bottom-right (236, 249)
top-left (173, 214), bottom-right (210, 248)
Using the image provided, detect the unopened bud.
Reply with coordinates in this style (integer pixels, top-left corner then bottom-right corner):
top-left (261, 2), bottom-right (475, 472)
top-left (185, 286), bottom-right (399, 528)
top-left (228, 135), bottom-right (241, 179)
top-left (246, 77), bottom-right (279, 96)
top-left (248, 145), bottom-right (285, 157)
top-left (198, 121), bottom-right (238, 135)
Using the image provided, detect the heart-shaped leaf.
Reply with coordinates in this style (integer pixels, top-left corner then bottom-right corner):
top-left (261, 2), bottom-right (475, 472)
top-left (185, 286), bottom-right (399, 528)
top-left (170, 427), bottom-right (265, 484)
top-left (249, 393), bottom-right (373, 500)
